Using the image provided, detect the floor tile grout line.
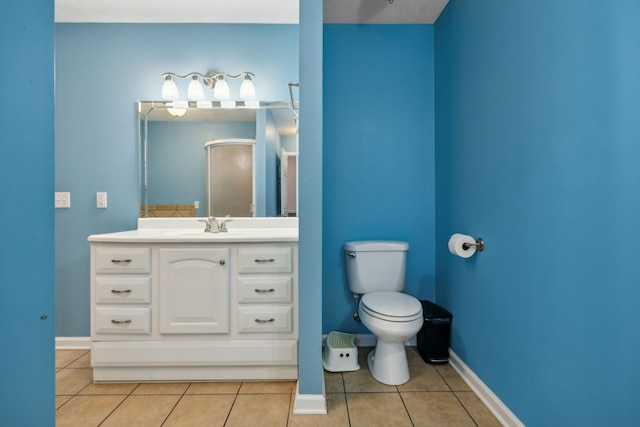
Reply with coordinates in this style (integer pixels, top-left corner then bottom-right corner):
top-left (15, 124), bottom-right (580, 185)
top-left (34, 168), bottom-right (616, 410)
top-left (54, 364), bottom-right (93, 411)
top-left (159, 383), bottom-right (190, 427)
top-left (396, 387), bottom-right (416, 427)
top-left (284, 385), bottom-right (293, 427)
top-left (433, 363), bottom-right (480, 425)
top-left (222, 383), bottom-right (242, 427)
top-left (451, 390), bottom-right (480, 427)
top-left (55, 349), bottom-right (90, 370)
top-left (341, 373), bottom-right (353, 427)
top-left (97, 382), bottom-right (143, 426)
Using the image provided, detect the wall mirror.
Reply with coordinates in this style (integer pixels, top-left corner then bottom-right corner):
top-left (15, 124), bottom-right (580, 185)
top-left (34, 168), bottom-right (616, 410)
top-left (139, 101), bottom-right (298, 218)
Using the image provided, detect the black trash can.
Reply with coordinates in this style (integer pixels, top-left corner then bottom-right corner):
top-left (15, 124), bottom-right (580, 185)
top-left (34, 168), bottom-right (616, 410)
top-left (417, 301), bottom-right (452, 364)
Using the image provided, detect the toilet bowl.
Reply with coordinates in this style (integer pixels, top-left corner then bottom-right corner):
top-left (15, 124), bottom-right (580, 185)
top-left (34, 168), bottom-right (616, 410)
top-left (359, 292), bottom-right (423, 385)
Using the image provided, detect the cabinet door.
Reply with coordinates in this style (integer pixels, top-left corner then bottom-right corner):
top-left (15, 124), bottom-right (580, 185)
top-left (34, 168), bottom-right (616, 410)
top-left (158, 248), bottom-right (230, 334)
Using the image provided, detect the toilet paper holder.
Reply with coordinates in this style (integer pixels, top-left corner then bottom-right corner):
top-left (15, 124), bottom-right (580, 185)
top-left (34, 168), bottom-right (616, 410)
top-left (462, 238), bottom-right (484, 252)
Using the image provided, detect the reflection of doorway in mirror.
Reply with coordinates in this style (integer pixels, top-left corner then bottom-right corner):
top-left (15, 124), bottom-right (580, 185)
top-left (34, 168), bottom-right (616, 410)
top-left (280, 149), bottom-right (297, 217)
top-left (205, 139), bottom-right (256, 217)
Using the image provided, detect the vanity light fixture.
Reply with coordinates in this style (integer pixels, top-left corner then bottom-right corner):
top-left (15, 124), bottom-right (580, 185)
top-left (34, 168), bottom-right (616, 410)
top-left (161, 71), bottom-right (257, 104)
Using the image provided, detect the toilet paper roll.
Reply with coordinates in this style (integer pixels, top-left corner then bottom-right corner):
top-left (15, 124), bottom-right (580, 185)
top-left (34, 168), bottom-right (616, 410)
top-left (448, 233), bottom-right (477, 258)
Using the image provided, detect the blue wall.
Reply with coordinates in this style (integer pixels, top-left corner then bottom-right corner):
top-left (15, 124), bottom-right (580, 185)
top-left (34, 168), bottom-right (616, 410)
top-left (435, 0), bottom-right (640, 424)
top-left (55, 24), bottom-right (298, 336)
top-left (322, 25), bottom-right (436, 334)
top-left (297, 0), bottom-right (324, 396)
top-left (1, 0), bottom-right (55, 425)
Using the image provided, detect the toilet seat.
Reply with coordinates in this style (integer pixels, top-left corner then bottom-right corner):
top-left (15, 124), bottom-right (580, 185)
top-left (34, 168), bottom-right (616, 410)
top-left (360, 292), bottom-right (422, 322)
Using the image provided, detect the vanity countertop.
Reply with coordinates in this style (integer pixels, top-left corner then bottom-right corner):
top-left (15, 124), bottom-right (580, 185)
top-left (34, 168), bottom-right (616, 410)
top-left (88, 217), bottom-right (298, 243)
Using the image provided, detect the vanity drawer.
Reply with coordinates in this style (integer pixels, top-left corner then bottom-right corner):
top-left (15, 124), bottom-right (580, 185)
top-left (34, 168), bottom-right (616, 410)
top-left (237, 276), bottom-right (293, 303)
top-left (237, 247), bottom-right (292, 273)
top-left (95, 277), bottom-right (151, 304)
top-left (237, 306), bottom-right (293, 333)
top-left (94, 247), bottom-right (151, 274)
top-left (94, 307), bottom-right (151, 335)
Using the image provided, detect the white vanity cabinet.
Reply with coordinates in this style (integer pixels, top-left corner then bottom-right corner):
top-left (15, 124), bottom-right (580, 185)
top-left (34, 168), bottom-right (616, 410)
top-left (89, 237), bottom-right (298, 382)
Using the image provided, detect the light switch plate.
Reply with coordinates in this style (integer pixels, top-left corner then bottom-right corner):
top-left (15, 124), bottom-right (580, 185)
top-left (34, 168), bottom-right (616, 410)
top-left (55, 192), bottom-right (70, 208)
top-left (97, 192), bottom-right (107, 208)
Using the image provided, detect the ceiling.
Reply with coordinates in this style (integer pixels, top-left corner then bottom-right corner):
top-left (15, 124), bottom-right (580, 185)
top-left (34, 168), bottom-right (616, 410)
top-left (55, 0), bottom-right (448, 24)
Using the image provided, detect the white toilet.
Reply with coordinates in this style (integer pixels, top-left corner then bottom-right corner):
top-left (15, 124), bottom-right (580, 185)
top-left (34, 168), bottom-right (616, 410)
top-left (344, 240), bottom-right (423, 385)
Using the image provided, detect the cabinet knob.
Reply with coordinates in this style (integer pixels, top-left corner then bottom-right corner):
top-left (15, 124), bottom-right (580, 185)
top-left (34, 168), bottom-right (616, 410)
top-left (219, 260), bottom-right (226, 266)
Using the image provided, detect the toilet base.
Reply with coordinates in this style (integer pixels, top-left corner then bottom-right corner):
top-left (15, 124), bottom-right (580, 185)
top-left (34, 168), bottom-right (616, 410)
top-left (367, 340), bottom-right (410, 385)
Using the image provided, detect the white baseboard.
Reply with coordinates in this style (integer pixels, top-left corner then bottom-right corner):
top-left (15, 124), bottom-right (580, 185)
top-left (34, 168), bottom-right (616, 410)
top-left (449, 350), bottom-right (524, 427)
top-left (293, 380), bottom-right (327, 414)
top-left (55, 336), bottom-right (91, 350)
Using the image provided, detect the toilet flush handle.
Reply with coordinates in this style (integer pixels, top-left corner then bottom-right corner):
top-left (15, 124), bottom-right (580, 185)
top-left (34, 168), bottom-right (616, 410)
top-left (346, 252), bottom-right (356, 258)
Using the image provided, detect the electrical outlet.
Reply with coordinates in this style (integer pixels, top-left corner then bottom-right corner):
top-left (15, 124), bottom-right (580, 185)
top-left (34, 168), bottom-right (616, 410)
top-left (97, 192), bottom-right (107, 208)
top-left (55, 192), bottom-right (71, 208)
top-left (194, 201), bottom-right (199, 209)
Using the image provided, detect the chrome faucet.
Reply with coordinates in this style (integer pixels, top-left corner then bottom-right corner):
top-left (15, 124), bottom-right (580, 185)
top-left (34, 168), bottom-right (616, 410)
top-left (198, 216), bottom-right (232, 233)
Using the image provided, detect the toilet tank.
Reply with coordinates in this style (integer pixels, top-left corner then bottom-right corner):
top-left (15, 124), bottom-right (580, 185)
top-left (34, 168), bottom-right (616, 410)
top-left (344, 241), bottom-right (409, 294)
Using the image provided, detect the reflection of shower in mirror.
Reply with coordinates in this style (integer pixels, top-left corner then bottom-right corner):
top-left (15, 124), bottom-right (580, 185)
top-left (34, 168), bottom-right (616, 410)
top-left (205, 139), bottom-right (256, 217)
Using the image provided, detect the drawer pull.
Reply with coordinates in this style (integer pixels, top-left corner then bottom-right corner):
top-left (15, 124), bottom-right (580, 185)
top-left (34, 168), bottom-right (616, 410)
top-left (111, 319), bottom-right (132, 325)
top-left (254, 288), bottom-right (276, 293)
top-left (111, 259), bottom-right (132, 264)
top-left (254, 258), bottom-right (275, 264)
top-left (111, 289), bottom-right (132, 294)
top-left (254, 318), bottom-right (276, 324)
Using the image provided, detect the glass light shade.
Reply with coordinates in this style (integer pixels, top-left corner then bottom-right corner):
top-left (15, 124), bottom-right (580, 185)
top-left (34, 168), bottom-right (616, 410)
top-left (187, 76), bottom-right (204, 100)
top-left (213, 78), bottom-right (230, 100)
top-left (167, 107), bottom-right (187, 117)
top-left (240, 76), bottom-right (256, 100)
top-left (167, 101), bottom-right (188, 117)
top-left (161, 76), bottom-right (179, 100)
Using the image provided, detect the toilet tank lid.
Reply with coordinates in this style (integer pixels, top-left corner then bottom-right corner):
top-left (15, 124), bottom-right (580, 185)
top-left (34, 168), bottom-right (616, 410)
top-left (344, 241), bottom-right (409, 252)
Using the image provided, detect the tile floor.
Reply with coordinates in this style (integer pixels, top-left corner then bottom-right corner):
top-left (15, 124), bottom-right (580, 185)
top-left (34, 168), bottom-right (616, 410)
top-left (56, 347), bottom-right (501, 426)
